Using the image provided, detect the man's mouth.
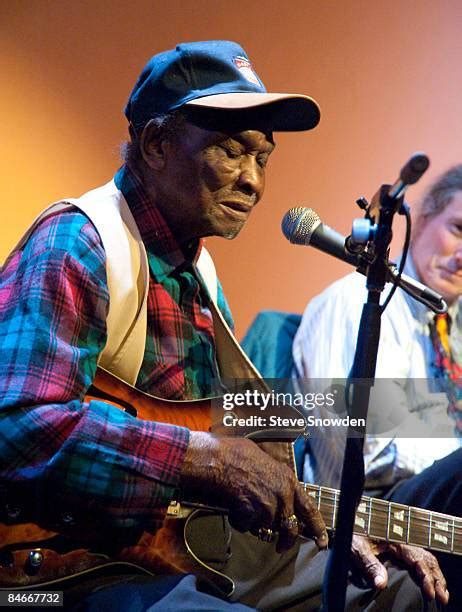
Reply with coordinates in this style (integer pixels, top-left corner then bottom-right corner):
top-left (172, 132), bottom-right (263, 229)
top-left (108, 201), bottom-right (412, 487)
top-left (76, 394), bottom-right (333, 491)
top-left (220, 200), bottom-right (253, 217)
top-left (439, 266), bottom-right (462, 279)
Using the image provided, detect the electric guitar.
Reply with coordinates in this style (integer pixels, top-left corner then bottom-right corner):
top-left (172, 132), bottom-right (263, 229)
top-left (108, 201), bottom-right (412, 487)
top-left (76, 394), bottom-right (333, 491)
top-left (1, 368), bottom-right (461, 594)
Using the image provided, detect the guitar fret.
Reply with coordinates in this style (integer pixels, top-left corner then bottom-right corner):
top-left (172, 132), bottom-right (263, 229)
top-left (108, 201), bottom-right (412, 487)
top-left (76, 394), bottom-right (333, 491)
top-left (354, 498), bottom-right (368, 534)
top-left (332, 489), bottom-right (337, 530)
top-left (429, 511), bottom-right (432, 548)
top-left (451, 516), bottom-right (455, 553)
top-left (367, 497), bottom-right (372, 535)
top-left (454, 516), bottom-right (462, 554)
top-left (409, 508), bottom-right (431, 548)
top-left (387, 502), bottom-right (408, 543)
top-left (308, 485), bottom-right (335, 530)
top-left (406, 506), bottom-right (410, 544)
top-left (368, 498), bottom-right (388, 541)
top-left (387, 502), bottom-right (391, 542)
top-left (430, 510), bottom-right (453, 553)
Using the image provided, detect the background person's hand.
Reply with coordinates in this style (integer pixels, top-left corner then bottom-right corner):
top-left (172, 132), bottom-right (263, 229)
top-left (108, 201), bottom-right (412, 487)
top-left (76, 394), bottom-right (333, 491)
top-left (351, 534), bottom-right (449, 605)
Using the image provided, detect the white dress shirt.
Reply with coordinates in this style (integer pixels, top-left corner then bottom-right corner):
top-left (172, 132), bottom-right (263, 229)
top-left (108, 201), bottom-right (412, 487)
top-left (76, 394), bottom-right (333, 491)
top-left (292, 257), bottom-right (462, 489)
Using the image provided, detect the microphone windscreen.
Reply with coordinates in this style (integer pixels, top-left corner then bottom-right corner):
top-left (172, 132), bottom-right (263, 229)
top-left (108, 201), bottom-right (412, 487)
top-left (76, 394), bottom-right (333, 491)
top-left (399, 152), bottom-right (430, 185)
top-left (281, 207), bottom-right (320, 245)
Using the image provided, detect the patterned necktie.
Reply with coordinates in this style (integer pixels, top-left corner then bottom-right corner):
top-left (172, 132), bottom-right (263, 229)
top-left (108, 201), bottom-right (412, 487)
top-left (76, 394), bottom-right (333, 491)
top-left (430, 312), bottom-right (462, 435)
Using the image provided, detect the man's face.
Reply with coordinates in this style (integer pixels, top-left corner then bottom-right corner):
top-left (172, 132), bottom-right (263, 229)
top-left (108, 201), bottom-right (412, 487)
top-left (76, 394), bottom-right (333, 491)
top-left (412, 191), bottom-right (462, 305)
top-left (156, 122), bottom-right (275, 242)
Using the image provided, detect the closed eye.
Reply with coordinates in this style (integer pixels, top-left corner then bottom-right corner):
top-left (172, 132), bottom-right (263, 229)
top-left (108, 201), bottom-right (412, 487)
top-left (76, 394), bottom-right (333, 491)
top-left (219, 145), bottom-right (241, 159)
top-left (257, 154), bottom-right (270, 168)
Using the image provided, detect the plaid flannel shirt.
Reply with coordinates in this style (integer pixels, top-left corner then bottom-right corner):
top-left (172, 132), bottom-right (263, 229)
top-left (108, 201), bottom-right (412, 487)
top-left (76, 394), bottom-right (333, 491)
top-left (0, 164), bottom-right (233, 534)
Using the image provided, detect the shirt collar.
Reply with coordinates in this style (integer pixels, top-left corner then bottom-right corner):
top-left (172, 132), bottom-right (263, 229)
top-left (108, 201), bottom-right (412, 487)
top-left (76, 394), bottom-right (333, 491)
top-left (114, 165), bottom-right (203, 280)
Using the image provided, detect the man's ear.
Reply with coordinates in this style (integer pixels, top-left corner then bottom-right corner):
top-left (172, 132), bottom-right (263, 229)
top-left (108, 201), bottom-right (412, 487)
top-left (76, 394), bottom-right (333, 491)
top-left (139, 119), bottom-right (168, 170)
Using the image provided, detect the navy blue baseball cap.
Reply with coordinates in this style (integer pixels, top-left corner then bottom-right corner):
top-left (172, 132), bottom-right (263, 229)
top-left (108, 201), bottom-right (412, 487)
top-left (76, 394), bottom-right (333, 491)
top-left (125, 40), bottom-right (320, 132)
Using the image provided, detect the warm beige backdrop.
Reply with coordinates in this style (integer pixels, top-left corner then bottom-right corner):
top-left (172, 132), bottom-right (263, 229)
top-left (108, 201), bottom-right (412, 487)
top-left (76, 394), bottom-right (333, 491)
top-left (2, 0), bottom-right (462, 337)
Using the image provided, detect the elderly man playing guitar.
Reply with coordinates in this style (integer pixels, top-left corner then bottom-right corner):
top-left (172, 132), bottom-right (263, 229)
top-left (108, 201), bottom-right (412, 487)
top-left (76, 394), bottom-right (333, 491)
top-left (0, 41), bottom-right (449, 610)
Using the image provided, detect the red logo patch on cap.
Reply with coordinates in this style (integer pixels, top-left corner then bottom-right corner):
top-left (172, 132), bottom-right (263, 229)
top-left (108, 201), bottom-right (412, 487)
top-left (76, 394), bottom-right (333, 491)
top-left (233, 56), bottom-right (261, 86)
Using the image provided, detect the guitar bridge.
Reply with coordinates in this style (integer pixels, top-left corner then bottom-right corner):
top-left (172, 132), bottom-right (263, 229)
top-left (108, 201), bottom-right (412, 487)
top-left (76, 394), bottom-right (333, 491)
top-left (167, 500), bottom-right (194, 519)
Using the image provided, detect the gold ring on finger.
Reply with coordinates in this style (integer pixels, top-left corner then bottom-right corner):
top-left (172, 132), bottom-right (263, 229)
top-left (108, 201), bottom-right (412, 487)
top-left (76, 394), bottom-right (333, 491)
top-left (280, 514), bottom-right (299, 531)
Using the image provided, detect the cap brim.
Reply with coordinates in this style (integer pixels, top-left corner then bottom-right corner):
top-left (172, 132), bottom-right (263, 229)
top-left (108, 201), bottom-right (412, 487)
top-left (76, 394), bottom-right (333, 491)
top-left (185, 92), bottom-right (320, 132)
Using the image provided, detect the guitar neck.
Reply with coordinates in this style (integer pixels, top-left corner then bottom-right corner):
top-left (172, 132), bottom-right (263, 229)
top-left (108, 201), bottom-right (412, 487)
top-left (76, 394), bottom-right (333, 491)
top-left (302, 482), bottom-right (462, 556)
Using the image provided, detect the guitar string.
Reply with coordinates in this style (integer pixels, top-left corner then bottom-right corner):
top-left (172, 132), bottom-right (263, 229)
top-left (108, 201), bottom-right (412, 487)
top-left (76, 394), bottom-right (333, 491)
top-left (302, 485), bottom-right (462, 526)
top-left (301, 510), bottom-right (462, 549)
top-left (301, 486), bottom-right (462, 542)
top-left (305, 497), bottom-right (462, 532)
top-left (304, 485), bottom-right (462, 524)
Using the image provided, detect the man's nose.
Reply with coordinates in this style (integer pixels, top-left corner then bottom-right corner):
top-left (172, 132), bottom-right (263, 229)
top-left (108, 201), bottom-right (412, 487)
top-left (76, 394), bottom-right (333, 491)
top-left (237, 156), bottom-right (264, 198)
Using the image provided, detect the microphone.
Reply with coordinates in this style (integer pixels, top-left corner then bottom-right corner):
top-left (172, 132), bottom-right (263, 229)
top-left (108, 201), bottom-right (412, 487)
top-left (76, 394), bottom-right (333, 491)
top-left (281, 207), bottom-right (360, 266)
top-left (388, 152), bottom-right (430, 200)
top-left (387, 265), bottom-right (447, 313)
top-left (281, 206), bottom-right (447, 313)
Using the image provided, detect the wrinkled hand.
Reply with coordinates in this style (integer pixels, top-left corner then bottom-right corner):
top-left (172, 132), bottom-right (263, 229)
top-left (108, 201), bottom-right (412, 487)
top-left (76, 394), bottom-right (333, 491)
top-left (351, 535), bottom-right (449, 605)
top-left (179, 432), bottom-right (328, 552)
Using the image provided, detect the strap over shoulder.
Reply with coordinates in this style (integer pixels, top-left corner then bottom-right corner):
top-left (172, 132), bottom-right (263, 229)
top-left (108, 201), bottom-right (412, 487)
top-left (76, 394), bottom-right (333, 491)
top-left (3, 181), bottom-right (149, 385)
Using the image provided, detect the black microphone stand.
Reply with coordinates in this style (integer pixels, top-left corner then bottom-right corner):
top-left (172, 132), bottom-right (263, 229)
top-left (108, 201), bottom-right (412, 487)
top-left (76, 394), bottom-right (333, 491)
top-left (322, 154), bottom-right (429, 611)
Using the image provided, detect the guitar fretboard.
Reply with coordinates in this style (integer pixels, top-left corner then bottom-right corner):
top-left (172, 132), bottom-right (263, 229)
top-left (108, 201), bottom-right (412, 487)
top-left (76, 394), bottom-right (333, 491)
top-left (302, 483), bottom-right (462, 555)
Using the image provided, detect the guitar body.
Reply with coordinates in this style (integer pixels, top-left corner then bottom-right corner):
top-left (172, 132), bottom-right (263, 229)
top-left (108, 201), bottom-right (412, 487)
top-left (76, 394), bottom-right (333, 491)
top-left (87, 367), bottom-right (214, 431)
top-left (0, 369), bottom-right (234, 593)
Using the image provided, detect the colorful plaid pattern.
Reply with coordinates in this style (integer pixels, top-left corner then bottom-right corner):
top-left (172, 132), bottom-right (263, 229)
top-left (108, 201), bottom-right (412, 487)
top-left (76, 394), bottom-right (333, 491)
top-left (0, 165), bottom-right (233, 532)
top-left (430, 313), bottom-right (462, 436)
